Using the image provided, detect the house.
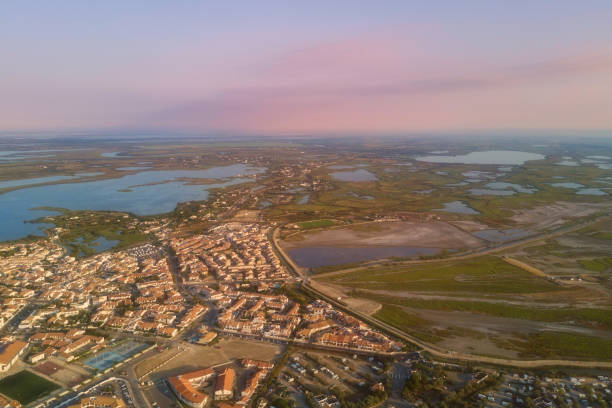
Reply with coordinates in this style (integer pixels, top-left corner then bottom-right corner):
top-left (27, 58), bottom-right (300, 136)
top-left (168, 368), bottom-right (215, 408)
top-left (0, 341), bottom-right (28, 372)
top-left (214, 368), bottom-right (235, 400)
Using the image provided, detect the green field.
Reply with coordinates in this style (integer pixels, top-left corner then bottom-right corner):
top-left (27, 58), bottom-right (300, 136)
top-left (578, 257), bottom-right (612, 272)
top-left (373, 304), bottom-right (443, 343)
top-left (297, 219), bottom-right (336, 229)
top-left (357, 292), bottom-right (612, 330)
top-left (0, 370), bottom-right (60, 404)
top-left (500, 332), bottom-right (612, 360)
top-left (324, 256), bottom-right (564, 294)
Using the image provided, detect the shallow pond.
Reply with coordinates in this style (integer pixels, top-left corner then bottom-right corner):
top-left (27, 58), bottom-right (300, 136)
top-left (416, 150), bottom-right (545, 165)
top-left (287, 246), bottom-right (441, 268)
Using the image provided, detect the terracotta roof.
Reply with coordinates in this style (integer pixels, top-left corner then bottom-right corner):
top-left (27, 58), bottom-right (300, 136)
top-left (0, 341), bottom-right (27, 366)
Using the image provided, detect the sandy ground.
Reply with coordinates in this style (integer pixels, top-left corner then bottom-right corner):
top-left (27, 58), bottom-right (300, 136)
top-left (137, 337), bottom-right (282, 380)
top-left (282, 221), bottom-right (484, 249)
top-left (35, 357), bottom-right (90, 387)
top-left (510, 202), bottom-right (611, 230)
top-left (309, 280), bottom-right (382, 315)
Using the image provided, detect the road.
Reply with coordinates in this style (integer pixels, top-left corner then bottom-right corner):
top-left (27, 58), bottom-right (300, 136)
top-left (269, 218), bottom-right (612, 370)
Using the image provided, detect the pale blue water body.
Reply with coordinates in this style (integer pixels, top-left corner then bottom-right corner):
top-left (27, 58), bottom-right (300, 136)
top-left (587, 155), bottom-right (611, 160)
top-left (576, 188), bottom-right (608, 196)
top-left (550, 182), bottom-right (585, 189)
top-left (101, 152), bottom-right (123, 158)
top-left (65, 236), bottom-right (119, 256)
top-left (288, 246), bottom-right (441, 268)
top-left (473, 229), bottom-right (529, 242)
top-left (485, 182), bottom-right (537, 193)
top-left (435, 201), bottom-right (479, 214)
top-left (330, 169), bottom-right (378, 182)
top-left (416, 150), bottom-right (545, 165)
top-left (328, 165), bottom-right (355, 169)
top-left (297, 194), bottom-right (311, 204)
top-left (556, 160), bottom-right (580, 166)
top-left (0, 164), bottom-right (262, 241)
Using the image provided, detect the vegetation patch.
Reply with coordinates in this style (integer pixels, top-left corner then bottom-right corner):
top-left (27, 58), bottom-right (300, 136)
top-left (501, 332), bottom-right (612, 360)
top-left (359, 292), bottom-right (612, 330)
top-left (325, 256), bottom-right (563, 294)
top-left (297, 219), bottom-right (336, 229)
top-left (578, 257), bottom-right (612, 272)
top-left (0, 370), bottom-right (60, 404)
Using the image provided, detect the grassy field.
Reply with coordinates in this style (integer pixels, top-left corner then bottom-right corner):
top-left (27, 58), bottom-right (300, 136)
top-left (499, 332), bottom-right (612, 360)
top-left (578, 257), bottom-right (612, 272)
top-left (324, 256), bottom-right (564, 294)
top-left (297, 219), bottom-right (336, 229)
top-left (357, 292), bottom-right (612, 330)
top-left (0, 370), bottom-right (60, 404)
top-left (373, 304), bottom-right (443, 343)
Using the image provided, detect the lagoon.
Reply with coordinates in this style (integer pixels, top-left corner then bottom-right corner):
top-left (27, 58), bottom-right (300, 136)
top-left (0, 164), bottom-right (262, 241)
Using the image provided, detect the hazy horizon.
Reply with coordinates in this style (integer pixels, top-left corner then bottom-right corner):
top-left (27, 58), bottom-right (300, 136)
top-left (2, 1), bottom-right (612, 134)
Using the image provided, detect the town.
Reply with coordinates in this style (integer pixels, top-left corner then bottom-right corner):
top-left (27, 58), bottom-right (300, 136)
top-left (1, 217), bottom-right (611, 408)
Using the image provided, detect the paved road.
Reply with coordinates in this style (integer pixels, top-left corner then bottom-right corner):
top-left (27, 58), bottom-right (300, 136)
top-left (269, 220), bottom-right (612, 370)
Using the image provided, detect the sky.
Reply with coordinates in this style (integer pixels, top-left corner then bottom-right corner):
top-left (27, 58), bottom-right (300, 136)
top-left (1, 1), bottom-right (612, 135)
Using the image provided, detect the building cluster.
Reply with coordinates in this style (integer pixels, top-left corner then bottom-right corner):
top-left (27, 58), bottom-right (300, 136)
top-left (28, 329), bottom-right (104, 363)
top-left (172, 223), bottom-right (288, 290)
top-left (216, 292), bottom-right (300, 340)
top-left (168, 359), bottom-right (273, 408)
top-left (92, 256), bottom-right (207, 338)
top-left (295, 300), bottom-right (402, 353)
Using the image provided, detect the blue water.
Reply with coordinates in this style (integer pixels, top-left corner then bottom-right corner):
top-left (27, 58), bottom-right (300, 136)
top-left (101, 152), bottom-right (123, 158)
top-left (65, 236), bottom-right (119, 256)
top-left (331, 169), bottom-right (378, 182)
top-left (556, 160), bottom-right (579, 166)
top-left (0, 164), bottom-right (262, 241)
top-left (297, 194), bottom-right (311, 204)
top-left (484, 182), bottom-right (537, 194)
top-left (550, 182), bottom-right (585, 189)
top-left (288, 246), bottom-right (441, 268)
top-left (435, 201), bottom-right (480, 215)
top-left (473, 229), bottom-right (529, 242)
top-left (416, 150), bottom-right (545, 165)
top-left (577, 188), bottom-right (608, 196)
top-left (84, 341), bottom-right (147, 370)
